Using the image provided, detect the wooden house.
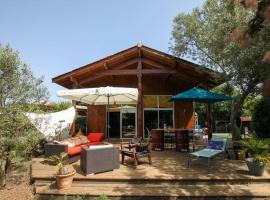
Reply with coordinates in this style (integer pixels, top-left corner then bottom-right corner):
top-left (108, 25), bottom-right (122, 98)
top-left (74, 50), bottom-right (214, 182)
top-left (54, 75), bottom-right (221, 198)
top-left (52, 44), bottom-right (222, 139)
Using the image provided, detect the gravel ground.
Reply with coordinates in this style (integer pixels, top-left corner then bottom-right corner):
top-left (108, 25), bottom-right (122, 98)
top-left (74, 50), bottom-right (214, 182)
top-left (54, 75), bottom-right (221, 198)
top-left (0, 161), bottom-right (34, 200)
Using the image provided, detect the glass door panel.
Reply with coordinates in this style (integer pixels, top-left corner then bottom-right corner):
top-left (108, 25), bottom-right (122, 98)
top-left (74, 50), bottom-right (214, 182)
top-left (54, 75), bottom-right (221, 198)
top-left (159, 110), bottom-right (173, 129)
top-left (109, 112), bottom-right (120, 138)
top-left (121, 108), bottom-right (136, 138)
top-left (144, 110), bottom-right (158, 138)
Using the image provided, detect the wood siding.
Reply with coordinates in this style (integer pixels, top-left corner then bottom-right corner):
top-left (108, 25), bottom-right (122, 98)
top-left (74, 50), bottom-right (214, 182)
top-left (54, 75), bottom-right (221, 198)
top-left (87, 105), bottom-right (106, 133)
top-left (174, 102), bottom-right (194, 129)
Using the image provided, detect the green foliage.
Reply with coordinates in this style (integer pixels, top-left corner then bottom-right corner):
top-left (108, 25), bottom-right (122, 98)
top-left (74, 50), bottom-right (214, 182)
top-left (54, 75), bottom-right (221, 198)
top-left (242, 95), bottom-right (262, 116)
top-left (254, 152), bottom-right (270, 164)
top-left (0, 45), bottom-right (49, 106)
top-left (240, 138), bottom-right (270, 164)
top-left (0, 105), bottom-right (46, 158)
top-left (252, 96), bottom-right (270, 138)
top-left (53, 101), bottom-right (71, 112)
top-left (98, 194), bottom-right (109, 200)
top-left (170, 0), bottom-right (270, 139)
top-left (48, 152), bottom-right (68, 172)
top-left (240, 138), bottom-right (270, 155)
top-left (0, 44), bottom-right (49, 186)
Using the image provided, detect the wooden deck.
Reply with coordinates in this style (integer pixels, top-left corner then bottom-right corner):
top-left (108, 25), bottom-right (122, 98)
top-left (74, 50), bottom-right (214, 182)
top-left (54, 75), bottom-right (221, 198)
top-left (32, 150), bottom-right (270, 198)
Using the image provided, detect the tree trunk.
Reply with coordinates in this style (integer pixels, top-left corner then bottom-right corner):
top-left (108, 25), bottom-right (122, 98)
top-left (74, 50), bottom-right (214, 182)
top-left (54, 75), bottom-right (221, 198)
top-left (0, 153), bottom-right (7, 188)
top-left (230, 86), bottom-right (254, 141)
top-left (230, 101), bottom-right (241, 141)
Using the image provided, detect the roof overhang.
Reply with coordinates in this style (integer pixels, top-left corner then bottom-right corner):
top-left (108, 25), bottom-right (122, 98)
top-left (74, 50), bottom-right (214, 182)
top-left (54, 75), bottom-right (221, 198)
top-left (52, 45), bottom-right (225, 91)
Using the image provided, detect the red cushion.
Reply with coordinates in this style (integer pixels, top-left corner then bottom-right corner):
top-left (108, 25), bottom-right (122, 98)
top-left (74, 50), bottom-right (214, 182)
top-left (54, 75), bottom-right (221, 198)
top-left (68, 145), bottom-right (81, 156)
top-left (84, 141), bottom-right (104, 146)
top-left (87, 133), bottom-right (104, 142)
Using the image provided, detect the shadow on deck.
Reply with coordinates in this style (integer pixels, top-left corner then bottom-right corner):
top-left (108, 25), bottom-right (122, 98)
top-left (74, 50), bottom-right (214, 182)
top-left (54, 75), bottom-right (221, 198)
top-left (31, 150), bottom-right (270, 199)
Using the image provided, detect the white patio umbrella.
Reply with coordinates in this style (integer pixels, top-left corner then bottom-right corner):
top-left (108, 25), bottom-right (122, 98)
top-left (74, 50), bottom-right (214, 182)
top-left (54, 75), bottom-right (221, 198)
top-left (57, 86), bottom-right (138, 138)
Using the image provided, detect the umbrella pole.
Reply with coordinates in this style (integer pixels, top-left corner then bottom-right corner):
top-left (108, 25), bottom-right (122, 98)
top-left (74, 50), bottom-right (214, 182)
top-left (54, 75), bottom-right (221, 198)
top-left (193, 101), bottom-right (196, 129)
top-left (193, 101), bottom-right (195, 148)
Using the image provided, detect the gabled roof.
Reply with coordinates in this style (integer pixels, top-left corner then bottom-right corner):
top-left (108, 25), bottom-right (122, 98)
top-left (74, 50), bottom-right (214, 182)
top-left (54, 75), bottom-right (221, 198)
top-left (52, 44), bottom-right (224, 90)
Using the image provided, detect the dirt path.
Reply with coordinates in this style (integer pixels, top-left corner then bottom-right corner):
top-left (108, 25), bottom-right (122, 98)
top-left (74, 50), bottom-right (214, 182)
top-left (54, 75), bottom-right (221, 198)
top-left (0, 161), bottom-right (34, 200)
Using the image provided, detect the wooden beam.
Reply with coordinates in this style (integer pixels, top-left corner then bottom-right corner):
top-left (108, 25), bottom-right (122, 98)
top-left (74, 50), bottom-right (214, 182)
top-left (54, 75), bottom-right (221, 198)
top-left (137, 57), bottom-right (143, 138)
top-left (143, 58), bottom-right (168, 69)
top-left (172, 61), bottom-right (177, 69)
top-left (91, 69), bottom-right (178, 76)
top-left (104, 62), bottom-right (109, 70)
top-left (79, 58), bottom-right (139, 85)
top-left (112, 58), bottom-right (139, 70)
top-left (69, 76), bottom-right (82, 88)
top-left (138, 46), bottom-right (142, 57)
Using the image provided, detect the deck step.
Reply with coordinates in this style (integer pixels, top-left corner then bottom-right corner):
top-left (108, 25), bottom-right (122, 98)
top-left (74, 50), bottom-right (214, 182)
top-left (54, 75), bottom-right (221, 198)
top-left (32, 173), bottom-right (270, 185)
top-left (35, 181), bottom-right (270, 198)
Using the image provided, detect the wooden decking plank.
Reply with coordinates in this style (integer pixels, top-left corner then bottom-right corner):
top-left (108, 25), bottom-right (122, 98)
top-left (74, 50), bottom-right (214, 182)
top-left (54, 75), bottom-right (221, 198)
top-left (31, 151), bottom-right (270, 182)
top-left (35, 182), bottom-right (270, 197)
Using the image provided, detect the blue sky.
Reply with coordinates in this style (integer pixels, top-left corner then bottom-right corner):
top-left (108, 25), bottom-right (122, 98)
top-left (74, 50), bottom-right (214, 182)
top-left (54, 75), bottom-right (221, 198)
top-left (0, 0), bottom-right (205, 101)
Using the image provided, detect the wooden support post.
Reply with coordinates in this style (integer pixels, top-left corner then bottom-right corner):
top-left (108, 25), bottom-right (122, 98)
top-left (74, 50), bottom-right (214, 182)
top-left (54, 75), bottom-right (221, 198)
top-left (70, 100), bottom-right (76, 136)
top-left (70, 82), bottom-right (77, 136)
top-left (137, 75), bottom-right (143, 138)
top-left (137, 53), bottom-right (143, 138)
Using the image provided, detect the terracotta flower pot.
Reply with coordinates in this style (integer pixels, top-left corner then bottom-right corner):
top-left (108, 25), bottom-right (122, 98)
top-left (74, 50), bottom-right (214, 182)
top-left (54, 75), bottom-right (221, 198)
top-left (56, 170), bottom-right (76, 190)
top-left (245, 158), bottom-right (266, 176)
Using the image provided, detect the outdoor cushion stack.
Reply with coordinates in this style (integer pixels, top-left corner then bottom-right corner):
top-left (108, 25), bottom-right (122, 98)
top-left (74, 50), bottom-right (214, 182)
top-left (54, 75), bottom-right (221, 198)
top-left (53, 132), bottom-right (105, 156)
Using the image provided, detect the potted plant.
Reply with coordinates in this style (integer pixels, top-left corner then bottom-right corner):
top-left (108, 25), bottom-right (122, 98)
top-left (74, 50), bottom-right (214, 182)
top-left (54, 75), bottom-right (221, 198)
top-left (240, 138), bottom-right (270, 176)
top-left (49, 152), bottom-right (76, 189)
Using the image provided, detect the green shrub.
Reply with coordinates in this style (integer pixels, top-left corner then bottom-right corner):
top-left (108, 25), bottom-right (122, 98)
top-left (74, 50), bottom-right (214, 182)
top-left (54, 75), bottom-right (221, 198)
top-left (252, 96), bottom-right (270, 138)
top-left (240, 138), bottom-right (270, 164)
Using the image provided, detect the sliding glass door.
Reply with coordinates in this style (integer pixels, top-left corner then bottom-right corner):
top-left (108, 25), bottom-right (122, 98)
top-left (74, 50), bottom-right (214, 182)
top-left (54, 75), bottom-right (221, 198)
top-left (121, 107), bottom-right (136, 138)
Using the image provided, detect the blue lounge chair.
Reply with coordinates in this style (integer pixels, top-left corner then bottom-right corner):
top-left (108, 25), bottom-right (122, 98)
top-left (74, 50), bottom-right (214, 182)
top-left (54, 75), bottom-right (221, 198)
top-left (187, 139), bottom-right (227, 172)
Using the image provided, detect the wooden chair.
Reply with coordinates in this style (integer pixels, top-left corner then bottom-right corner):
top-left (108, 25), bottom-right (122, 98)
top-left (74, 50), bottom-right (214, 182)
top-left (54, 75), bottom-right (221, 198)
top-left (120, 139), bottom-right (152, 167)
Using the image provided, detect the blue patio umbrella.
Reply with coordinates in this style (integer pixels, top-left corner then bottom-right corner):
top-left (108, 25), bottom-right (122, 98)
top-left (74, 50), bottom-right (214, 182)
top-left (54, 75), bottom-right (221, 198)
top-left (170, 87), bottom-right (233, 103)
top-left (170, 87), bottom-right (233, 129)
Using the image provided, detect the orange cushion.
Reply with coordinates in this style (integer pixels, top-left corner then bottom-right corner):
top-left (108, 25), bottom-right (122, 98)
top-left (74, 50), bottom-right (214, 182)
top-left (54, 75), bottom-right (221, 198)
top-left (68, 146), bottom-right (81, 156)
top-left (87, 133), bottom-right (104, 142)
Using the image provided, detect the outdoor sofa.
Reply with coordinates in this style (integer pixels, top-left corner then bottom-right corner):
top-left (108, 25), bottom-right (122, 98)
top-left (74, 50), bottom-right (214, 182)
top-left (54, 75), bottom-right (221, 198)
top-left (44, 132), bottom-right (105, 163)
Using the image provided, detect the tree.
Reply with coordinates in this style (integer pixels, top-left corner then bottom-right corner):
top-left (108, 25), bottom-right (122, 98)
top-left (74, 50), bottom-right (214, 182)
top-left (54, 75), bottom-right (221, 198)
top-left (252, 96), bottom-right (270, 138)
top-left (0, 44), bottom-right (49, 187)
top-left (170, 0), bottom-right (270, 140)
top-left (230, 0), bottom-right (270, 96)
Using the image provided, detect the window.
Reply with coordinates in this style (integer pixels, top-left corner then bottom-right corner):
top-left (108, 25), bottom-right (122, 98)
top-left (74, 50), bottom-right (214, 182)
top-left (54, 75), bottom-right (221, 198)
top-left (143, 95), bottom-right (174, 138)
top-left (143, 96), bottom-right (158, 108)
top-left (159, 110), bottom-right (173, 128)
top-left (159, 96), bottom-right (173, 108)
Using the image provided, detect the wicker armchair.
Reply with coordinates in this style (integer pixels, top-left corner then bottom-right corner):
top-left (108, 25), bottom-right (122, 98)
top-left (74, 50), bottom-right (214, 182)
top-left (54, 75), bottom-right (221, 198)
top-left (120, 139), bottom-right (152, 167)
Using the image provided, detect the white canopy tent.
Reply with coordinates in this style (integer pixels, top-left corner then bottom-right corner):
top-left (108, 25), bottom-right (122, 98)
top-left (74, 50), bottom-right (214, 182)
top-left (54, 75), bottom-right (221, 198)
top-left (24, 107), bottom-right (76, 141)
top-left (57, 86), bottom-right (139, 138)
